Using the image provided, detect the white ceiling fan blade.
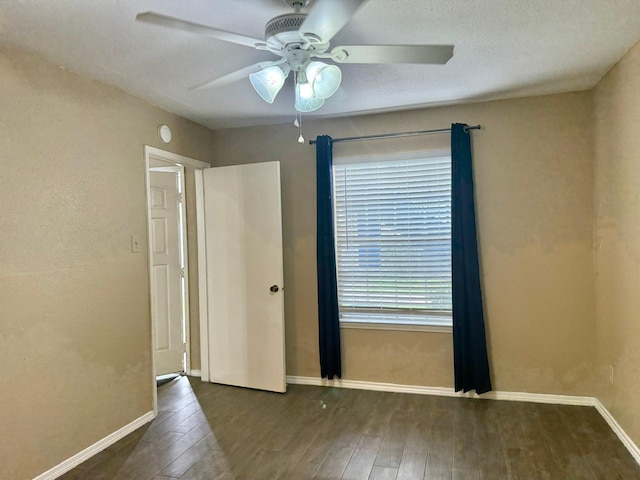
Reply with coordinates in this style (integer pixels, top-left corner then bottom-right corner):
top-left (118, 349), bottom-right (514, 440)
top-left (189, 62), bottom-right (281, 90)
top-left (331, 45), bottom-right (454, 64)
top-left (136, 12), bottom-right (266, 49)
top-left (300, 0), bottom-right (368, 44)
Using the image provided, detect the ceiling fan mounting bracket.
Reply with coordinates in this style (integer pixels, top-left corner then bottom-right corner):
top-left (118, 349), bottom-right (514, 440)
top-left (331, 48), bottom-right (349, 62)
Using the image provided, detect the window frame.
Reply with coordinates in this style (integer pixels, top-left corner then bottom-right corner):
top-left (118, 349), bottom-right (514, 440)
top-left (332, 149), bottom-right (453, 333)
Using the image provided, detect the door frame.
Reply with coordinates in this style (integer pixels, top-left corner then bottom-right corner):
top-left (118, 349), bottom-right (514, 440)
top-left (144, 146), bottom-right (209, 414)
top-left (194, 169), bottom-right (210, 383)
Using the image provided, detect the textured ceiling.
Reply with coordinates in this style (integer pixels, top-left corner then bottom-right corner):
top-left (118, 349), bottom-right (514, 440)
top-left (1, 0), bottom-right (639, 129)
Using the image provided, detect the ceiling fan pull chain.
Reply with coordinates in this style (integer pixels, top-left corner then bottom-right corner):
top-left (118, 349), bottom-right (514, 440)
top-left (292, 70), bottom-right (304, 143)
top-left (293, 70), bottom-right (304, 143)
top-left (297, 111), bottom-right (305, 144)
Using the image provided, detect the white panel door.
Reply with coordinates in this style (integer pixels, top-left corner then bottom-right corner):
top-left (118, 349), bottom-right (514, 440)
top-left (150, 171), bottom-right (184, 375)
top-left (202, 161), bottom-right (285, 393)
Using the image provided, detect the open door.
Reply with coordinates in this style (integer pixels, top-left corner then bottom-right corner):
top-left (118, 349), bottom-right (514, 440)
top-left (149, 168), bottom-right (186, 376)
top-left (200, 161), bottom-right (286, 393)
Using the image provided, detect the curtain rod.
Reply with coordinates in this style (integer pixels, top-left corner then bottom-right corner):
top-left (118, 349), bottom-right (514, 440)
top-left (308, 125), bottom-right (481, 145)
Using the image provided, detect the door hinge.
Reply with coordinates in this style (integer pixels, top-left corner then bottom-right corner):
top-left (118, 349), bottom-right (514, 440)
top-left (182, 343), bottom-right (187, 353)
top-left (178, 193), bottom-right (184, 203)
top-left (181, 268), bottom-right (185, 278)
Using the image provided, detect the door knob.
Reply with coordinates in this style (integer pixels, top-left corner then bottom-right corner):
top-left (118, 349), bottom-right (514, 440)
top-left (270, 285), bottom-right (279, 293)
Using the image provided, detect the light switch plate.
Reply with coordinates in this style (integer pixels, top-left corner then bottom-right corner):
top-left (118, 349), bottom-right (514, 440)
top-left (131, 234), bottom-right (141, 253)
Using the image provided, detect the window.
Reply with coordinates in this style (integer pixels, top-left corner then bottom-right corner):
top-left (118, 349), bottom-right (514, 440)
top-left (333, 154), bottom-right (452, 330)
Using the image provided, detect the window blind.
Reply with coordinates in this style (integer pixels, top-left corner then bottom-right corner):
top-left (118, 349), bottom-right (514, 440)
top-left (333, 156), bottom-right (452, 326)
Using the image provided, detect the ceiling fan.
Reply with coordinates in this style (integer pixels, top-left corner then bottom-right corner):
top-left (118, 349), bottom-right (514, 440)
top-left (136, 0), bottom-right (454, 113)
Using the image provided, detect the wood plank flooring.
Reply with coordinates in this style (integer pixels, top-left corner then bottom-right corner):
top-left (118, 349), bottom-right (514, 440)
top-left (59, 376), bottom-right (640, 480)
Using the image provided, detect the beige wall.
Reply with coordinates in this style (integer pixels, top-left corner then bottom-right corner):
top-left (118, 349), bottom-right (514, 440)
top-left (594, 40), bottom-right (640, 447)
top-left (210, 91), bottom-right (596, 396)
top-left (0, 44), bottom-right (214, 479)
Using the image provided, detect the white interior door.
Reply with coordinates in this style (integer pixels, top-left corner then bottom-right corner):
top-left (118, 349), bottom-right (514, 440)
top-left (201, 161), bottom-right (286, 393)
top-left (150, 170), bottom-right (185, 375)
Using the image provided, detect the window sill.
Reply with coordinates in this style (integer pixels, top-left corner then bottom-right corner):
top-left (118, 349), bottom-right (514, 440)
top-left (340, 320), bottom-right (452, 334)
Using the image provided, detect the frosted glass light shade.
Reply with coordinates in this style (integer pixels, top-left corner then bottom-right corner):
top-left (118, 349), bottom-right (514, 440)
top-left (249, 66), bottom-right (287, 103)
top-left (295, 82), bottom-right (324, 112)
top-left (306, 62), bottom-right (342, 99)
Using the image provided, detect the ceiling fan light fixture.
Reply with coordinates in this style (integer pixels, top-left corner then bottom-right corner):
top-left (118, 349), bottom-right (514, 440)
top-left (249, 66), bottom-right (288, 104)
top-left (305, 61), bottom-right (342, 99)
top-left (295, 81), bottom-right (324, 112)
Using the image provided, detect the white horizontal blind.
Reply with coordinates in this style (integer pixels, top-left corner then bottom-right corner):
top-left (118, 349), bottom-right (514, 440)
top-left (333, 156), bottom-right (452, 326)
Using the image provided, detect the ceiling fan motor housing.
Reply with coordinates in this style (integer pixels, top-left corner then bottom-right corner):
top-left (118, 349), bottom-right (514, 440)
top-left (265, 14), bottom-right (306, 42)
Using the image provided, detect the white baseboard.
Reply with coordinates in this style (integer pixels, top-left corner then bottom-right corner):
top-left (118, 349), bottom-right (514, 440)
top-left (33, 411), bottom-right (155, 480)
top-left (594, 399), bottom-right (640, 464)
top-left (286, 375), bottom-right (640, 464)
top-left (286, 376), bottom-right (593, 405)
top-left (189, 369), bottom-right (202, 377)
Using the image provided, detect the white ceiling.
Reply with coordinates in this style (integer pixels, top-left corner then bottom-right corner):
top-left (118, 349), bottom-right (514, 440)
top-left (1, 0), bottom-right (639, 129)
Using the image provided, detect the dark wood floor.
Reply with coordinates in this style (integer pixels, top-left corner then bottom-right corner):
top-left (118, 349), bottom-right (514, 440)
top-left (59, 376), bottom-right (640, 480)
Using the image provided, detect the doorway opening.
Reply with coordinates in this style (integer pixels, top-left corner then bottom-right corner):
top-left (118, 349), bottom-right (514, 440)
top-left (144, 146), bottom-right (210, 414)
